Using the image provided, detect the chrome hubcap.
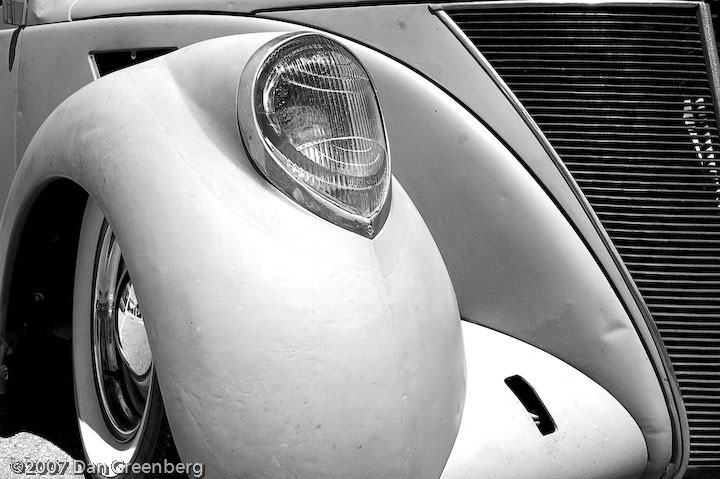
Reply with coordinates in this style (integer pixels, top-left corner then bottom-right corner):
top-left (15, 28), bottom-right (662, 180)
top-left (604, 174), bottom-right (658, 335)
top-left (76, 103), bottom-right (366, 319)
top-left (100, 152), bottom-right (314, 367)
top-left (92, 221), bottom-right (153, 441)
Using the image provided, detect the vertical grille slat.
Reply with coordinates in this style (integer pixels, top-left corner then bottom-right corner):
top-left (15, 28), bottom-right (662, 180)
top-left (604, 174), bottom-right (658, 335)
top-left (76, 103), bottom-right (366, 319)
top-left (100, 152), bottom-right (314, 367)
top-left (448, 5), bottom-right (720, 468)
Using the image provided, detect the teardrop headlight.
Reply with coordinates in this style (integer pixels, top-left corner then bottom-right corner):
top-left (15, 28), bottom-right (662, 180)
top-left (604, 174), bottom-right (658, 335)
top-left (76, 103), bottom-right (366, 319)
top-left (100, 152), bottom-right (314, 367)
top-left (238, 33), bottom-right (391, 238)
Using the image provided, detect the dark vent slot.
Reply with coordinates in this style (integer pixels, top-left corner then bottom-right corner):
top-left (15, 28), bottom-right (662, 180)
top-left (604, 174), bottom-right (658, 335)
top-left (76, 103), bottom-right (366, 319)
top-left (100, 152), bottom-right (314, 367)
top-left (505, 375), bottom-right (556, 435)
top-left (91, 48), bottom-right (176, 77)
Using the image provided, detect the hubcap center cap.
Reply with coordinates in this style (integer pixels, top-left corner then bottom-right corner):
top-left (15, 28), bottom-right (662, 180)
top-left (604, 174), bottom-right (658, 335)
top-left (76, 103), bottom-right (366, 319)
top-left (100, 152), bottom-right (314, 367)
top-left (116, 275), bottom-right (152, 377)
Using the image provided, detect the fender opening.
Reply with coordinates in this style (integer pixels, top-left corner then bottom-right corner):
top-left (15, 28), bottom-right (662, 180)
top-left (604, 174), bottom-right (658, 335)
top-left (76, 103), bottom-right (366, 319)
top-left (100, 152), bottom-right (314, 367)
top-left (2, 179), bottom-right (87, 457)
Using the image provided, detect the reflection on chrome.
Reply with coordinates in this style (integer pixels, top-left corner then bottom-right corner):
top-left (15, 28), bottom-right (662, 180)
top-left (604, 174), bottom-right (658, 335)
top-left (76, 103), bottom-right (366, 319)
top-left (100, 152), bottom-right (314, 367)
top-left (117, 278), bottom-right (151, 377)
top-left (92, 222), bottom-right (153, 441)
top-left (683, 97), bottom-right (720, 207)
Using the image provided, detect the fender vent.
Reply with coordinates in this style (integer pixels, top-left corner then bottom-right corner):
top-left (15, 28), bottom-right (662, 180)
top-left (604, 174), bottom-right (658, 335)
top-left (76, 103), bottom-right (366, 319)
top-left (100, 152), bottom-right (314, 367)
top-left (90, 48), bottom-right (176, 78)
top-left (505, 375), bottom-right (556, 435)
top-left (447, 3), bottom-right (720, 469)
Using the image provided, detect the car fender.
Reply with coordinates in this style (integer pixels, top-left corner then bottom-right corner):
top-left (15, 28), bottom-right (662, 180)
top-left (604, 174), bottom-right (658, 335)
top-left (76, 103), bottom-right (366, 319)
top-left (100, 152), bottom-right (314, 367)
top-left (0, 32), bottom-right (465, 479)
top-left (340, 29), bottom-right (672, 479)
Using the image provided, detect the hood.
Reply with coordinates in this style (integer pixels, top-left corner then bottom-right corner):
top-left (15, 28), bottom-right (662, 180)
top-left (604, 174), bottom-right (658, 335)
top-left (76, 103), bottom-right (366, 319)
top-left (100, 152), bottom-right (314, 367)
top-left (28, 0), bottom-right (464, 25)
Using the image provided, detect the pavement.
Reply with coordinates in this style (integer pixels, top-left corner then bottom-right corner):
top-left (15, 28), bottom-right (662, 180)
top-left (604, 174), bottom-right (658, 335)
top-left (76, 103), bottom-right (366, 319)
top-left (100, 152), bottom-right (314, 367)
top-left (0, 335), bottom-right (83, 479)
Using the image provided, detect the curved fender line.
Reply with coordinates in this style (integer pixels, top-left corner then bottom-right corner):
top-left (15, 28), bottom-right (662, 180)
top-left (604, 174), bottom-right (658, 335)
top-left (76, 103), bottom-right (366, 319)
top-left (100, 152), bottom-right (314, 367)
top-left (0, 32), bottom-right (465, 479)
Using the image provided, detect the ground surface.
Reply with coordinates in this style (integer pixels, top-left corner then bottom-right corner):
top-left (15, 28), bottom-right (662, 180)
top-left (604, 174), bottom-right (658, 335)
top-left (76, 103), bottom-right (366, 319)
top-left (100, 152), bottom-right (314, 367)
top-left (0, 335), bottom-right (82, 479)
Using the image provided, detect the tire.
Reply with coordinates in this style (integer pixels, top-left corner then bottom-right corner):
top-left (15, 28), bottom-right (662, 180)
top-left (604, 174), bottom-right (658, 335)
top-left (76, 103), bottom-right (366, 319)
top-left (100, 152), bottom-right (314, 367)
top-left (73, 198), bottom-right (183, 478)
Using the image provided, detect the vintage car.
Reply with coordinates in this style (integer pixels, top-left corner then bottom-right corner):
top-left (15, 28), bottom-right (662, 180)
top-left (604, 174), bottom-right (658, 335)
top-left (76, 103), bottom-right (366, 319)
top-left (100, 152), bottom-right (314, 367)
top-left (0, 0), bottom-right (718, 478)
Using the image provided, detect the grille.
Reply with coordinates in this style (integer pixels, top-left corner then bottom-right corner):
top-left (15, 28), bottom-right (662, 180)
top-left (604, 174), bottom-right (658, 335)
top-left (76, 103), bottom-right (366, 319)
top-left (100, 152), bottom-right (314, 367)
top-left (447, 4), bottom-right (720, 468)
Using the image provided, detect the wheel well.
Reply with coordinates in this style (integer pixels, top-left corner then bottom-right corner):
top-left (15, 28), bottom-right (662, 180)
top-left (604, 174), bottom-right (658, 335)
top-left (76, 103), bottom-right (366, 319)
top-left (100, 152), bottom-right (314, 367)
top-left (6, 179), bottom-right (88, 344)
top-left (2, 179), bottom-right (88, 457)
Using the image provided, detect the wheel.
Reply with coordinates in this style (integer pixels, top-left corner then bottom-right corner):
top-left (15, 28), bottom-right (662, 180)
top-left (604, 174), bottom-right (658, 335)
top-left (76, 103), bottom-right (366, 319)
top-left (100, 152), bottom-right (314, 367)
top-left (73, 198), bottom-right (181, 478)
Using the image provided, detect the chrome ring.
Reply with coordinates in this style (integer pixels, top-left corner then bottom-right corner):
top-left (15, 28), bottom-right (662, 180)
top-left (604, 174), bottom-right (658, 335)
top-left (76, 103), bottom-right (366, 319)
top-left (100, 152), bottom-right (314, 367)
top-left (92, 221), bottom-right (153, 441)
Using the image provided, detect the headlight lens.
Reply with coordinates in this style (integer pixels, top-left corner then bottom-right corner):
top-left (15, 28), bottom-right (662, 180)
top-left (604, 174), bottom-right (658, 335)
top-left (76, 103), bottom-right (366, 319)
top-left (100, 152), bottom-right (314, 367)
top-left (238, 33), bottom-right (391, 238)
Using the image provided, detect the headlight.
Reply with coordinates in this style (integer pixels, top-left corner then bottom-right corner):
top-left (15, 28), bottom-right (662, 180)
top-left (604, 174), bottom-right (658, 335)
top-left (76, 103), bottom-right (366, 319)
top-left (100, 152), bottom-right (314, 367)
top-left (238, 33), bottom-right (391, 238)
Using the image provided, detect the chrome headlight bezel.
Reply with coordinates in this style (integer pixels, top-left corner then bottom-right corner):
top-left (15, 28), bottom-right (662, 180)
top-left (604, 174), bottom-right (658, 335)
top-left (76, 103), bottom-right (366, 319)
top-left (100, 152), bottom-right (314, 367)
top-left (237, 32), bottom-right (392, 238)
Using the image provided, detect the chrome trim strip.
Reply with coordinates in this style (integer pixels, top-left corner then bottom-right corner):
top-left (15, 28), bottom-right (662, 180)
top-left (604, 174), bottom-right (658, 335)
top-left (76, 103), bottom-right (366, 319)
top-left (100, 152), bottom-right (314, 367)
top-left (433, 5), bottom-right (693, 477)
top-left (699, 2), bottom-right (720, 128)
top-left (431, 0), bottom-right (699, 11)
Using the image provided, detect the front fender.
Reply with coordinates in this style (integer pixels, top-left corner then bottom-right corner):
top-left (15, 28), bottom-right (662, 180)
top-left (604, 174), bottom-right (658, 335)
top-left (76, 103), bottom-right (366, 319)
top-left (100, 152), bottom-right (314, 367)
top-left (347, 33), bottom-right (672, 479)
top-left (0, 32), bottom-right (465, 478)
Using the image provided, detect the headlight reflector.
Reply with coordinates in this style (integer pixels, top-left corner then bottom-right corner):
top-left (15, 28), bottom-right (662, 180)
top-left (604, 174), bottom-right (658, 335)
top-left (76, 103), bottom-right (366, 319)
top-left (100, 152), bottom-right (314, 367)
top-left (238, 33), bottom-right (391, 238)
